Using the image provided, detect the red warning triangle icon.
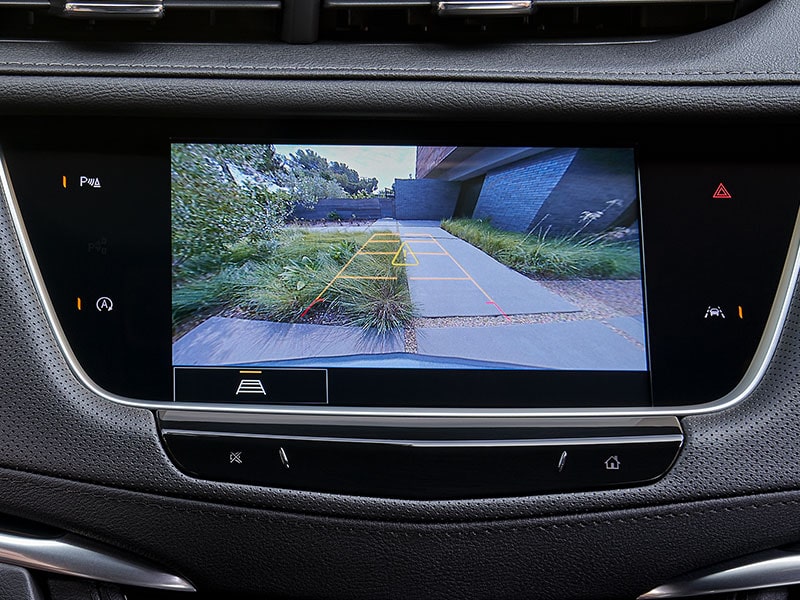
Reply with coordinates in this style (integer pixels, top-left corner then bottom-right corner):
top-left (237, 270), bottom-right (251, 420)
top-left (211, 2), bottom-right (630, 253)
top-left (713, 183), bottom-right (732, 199)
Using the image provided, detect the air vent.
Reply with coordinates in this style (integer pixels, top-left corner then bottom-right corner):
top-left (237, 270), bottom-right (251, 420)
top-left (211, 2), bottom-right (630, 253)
top-left (319, 0), bottom-right (768, 42)
top-left (0, 0), bottom-right (282, 40)
top-left (0, 0), bottom-right (769, 42)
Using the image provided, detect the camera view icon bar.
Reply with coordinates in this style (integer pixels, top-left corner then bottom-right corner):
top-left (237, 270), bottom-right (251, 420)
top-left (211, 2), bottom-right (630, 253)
top-left (236, 372), bottom-right (267, 396)
top-left (173, 366), bottom-right (328, 404)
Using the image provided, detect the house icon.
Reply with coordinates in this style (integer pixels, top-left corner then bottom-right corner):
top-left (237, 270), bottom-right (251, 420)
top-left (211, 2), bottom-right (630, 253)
top-left (605, 456), bottom-right (621, 471)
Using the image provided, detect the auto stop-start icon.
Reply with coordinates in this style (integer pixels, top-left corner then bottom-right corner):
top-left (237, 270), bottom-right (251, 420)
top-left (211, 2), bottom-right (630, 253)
top-left (96, 296), bottom-right (113, 312)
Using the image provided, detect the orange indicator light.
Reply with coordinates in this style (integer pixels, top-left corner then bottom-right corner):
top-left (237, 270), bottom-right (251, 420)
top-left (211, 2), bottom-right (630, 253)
top-left (77, 297), bottom-right (82, 311)
top-left (738, 306), bottom-right (743, 319)
top-left (62, 176), bottom-right (67, 189)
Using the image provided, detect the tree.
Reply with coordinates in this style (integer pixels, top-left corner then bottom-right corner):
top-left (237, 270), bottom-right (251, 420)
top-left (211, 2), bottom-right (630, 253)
top-left (171, 144), bottom-right (291, 267)
top-left (282, 149), bottom-right (378, 198)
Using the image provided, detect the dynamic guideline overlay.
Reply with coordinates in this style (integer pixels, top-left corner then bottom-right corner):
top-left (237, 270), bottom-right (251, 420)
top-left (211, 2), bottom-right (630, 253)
top-left (172, 143), bottom-right (646, 371)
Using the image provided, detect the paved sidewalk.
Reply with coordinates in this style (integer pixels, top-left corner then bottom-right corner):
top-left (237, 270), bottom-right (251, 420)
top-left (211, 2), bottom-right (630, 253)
top-left (416, 320), bottom-right (647, 370)
top-left (391, 221), bottom-right (578, 318)
top-left (173, 316), bottom-right (403, 366)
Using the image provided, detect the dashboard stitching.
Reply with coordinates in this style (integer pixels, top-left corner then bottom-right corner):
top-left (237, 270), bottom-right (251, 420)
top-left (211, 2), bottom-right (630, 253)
top-left (0, 62), bottom-right (799, 77)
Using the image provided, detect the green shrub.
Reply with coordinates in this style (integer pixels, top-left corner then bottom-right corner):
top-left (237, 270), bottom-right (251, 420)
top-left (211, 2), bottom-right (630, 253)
top-left (173, 228), bottom-right (415, 335)
top-left (440, 218), bottom-right (641, 280)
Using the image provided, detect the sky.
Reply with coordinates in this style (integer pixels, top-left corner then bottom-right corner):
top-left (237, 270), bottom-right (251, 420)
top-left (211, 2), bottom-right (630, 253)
top-left (273, 144), bottom-right (417, 190)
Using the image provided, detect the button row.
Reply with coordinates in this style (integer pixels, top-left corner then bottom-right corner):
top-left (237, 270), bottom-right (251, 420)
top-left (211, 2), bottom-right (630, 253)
top-left (162, 431), bottom-right (682, 499)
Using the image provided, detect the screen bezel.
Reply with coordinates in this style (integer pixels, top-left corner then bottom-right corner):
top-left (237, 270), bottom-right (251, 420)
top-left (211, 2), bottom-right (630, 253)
top-left (4, 117), bottom-right (798, 415)
top-left (169, 141), bottom-right (651, 408)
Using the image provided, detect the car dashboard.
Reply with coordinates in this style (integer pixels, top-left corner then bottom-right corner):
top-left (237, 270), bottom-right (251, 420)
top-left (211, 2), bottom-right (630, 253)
top-left (0, 1), bottom-right (800, 600)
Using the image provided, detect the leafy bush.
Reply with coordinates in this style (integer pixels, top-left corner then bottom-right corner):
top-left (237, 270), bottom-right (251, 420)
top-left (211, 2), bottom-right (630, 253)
top-left (332, 254), bottom-right (415, 333)
top-left (173, 228), bottom-right (416, 336)
top-left (171, 144), bottom-right (293, 268)
top-left (440, 218), bottom-right (641, 280)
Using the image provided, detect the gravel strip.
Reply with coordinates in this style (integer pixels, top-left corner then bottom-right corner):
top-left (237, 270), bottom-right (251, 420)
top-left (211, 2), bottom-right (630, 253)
top-left (539, 279), bottom-right (645, 319)
top-left (404, 326), bottom-right (418, 353)
top-left (411, 280), bottom-right (644, 330)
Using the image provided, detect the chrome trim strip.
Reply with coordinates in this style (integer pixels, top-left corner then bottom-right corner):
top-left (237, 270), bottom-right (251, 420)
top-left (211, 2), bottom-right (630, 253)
top-left (158, 413), bottom-right (681, 428)
top-left (638, 547), bottom-right (800, 599)
top-left (163, 428), bottom-right (684, 448)
top-left (2, 147), bottom-right (799, 420)
top-left (165, 0), bottom-right (280, 8)
top-left (0, 530), bottom-right (195, 591)
top-left (62, 0), bottom-right (164, 17)
top-left (436, 0), bottom-right (533, 16)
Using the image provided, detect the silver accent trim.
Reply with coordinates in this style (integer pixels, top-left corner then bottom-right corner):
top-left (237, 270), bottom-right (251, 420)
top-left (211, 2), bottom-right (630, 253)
top-left (557, 450), bottom-right (568, 472)
top-left (436, 0), bottom-right (532, 16)
top-left (62, 0), bottom-right (164, 17)
top-left (163, 428), bottom-right (684, 448)
top-left (2, 147), bottom-right (799, 420)
top-left (165, 0), bottom-right (279, 8)
top-left (0, 530), bottom-right (195, 591)
top-left (159, 413), bottom-right (681, 428)
top-left (638, 547), bottom-right (800, 599)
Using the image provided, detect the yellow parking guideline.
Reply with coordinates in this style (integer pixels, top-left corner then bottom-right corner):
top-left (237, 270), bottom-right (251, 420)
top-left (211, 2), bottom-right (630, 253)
top-left (306, 232), bottom-right (404, 306)
top-left (429, 234), bottom-right (496, 304)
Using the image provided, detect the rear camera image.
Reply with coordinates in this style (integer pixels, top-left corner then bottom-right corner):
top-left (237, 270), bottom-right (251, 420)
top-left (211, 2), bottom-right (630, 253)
top-left (172, 144), bottom-right (647, 371)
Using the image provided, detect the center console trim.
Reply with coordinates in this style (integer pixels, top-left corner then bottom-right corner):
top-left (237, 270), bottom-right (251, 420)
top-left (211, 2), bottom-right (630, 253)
top-left (4, 145), bottom-right (798, 419)
top-left (160, 428), bottom-right (685, 448)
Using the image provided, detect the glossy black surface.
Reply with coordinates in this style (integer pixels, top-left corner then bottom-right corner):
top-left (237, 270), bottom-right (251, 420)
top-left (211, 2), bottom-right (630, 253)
top-left (162, 430), bottom-right (682, 499)
top-left (4, 119), bottom-right (798, 408)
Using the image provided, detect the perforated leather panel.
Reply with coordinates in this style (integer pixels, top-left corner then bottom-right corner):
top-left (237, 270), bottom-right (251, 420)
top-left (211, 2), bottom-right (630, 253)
top-left (0, 3), bottom-right (796, 597)
top-left (0, 141), bottom-right (795, 522)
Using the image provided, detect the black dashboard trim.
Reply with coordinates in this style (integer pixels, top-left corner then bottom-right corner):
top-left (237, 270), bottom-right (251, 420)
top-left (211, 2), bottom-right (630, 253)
top-left (3, 143), bottom-right (799, 418)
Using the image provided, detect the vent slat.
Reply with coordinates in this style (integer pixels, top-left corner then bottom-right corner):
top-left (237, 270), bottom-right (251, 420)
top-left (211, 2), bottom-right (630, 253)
top-left (324, 0), bottom-right (735, 7)
top-left (164, 0), bottom-right (279, 9)
top-left (0, 0), bottom-right (764, 43)
top-left (324, 0), bottom-right (428, 8)
top-left (320, 0), bottom-right (751, 40)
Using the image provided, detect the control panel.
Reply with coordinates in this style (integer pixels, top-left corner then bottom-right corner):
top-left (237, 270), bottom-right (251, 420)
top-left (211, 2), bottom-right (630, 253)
top-left (159, 413), bottom-right (683, 499)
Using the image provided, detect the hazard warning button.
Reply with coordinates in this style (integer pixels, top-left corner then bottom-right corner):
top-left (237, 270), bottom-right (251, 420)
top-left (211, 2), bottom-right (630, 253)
top-left (713, 183), bottom-right (732, 199)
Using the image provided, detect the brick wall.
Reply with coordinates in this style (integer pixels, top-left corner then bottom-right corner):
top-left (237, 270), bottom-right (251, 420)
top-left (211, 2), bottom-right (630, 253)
top-left (472, 149), bottom-right (578, 232)
top-left (536, 148), bottom-right (637, 235)
top-left (395, 179), bottom-right (460, 220)
top-left (416, 146), bottom-right (457, 179)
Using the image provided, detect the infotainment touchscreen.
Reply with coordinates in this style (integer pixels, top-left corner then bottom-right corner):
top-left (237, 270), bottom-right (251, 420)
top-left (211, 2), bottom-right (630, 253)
top-left (7, 120), bottom-right (797, 408)
top-left (171, 144), bottom-right (648, 393)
